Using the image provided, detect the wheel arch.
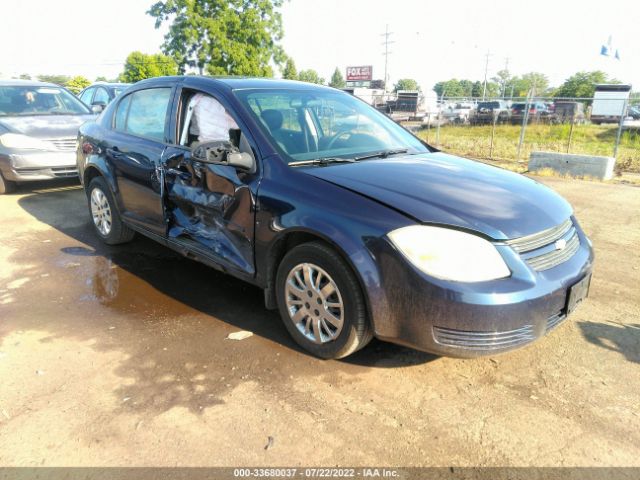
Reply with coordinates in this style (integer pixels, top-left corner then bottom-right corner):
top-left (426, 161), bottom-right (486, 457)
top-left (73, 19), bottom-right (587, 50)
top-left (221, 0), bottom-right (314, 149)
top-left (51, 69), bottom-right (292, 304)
top-left (263, 228), bottom-right (376, 333)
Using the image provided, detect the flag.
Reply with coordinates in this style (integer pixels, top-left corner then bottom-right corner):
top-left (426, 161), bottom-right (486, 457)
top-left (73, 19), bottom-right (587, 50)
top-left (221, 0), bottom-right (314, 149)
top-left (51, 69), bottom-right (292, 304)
top-left (601, 35), bottom-right (621, 60)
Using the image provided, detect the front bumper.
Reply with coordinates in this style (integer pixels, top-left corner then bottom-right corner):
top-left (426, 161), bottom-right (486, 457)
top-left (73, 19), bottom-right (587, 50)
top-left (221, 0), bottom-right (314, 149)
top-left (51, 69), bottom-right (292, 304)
top-left (372, 219), bottom-right (594, 357)
top-left (0, 151), bottom-right (78, 181)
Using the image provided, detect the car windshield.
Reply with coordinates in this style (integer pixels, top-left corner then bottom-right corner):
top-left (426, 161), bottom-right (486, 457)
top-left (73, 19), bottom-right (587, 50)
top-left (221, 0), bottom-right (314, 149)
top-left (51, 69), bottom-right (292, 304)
top-left (0, 86), bottom-right (91, 116)
top-left (234, 88), bottom-right (429, 163)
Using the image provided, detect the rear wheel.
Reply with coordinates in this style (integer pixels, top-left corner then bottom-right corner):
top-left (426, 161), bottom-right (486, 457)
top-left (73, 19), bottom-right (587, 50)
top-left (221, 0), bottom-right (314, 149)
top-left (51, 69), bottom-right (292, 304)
top-left (276, 242), bottom-right (373, 359)
top-left (87, 176), bottom-right (135, 245)
top-left (0, 172), bottom-right (16, 195)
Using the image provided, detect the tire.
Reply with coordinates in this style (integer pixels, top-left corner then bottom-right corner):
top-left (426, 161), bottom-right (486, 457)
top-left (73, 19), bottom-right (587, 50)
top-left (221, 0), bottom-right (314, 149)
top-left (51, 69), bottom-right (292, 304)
top-left (0, 171), bottom-right (16, 195)
top-left (275, 241), bottom-right (373, 359)
top-left (86, 176), bottom-right (135, 245)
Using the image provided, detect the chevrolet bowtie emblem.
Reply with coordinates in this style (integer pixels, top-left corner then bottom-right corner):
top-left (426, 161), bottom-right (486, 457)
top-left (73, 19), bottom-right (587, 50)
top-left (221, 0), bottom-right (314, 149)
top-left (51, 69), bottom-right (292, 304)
top-left (555, 239), bottom-right (567, 250)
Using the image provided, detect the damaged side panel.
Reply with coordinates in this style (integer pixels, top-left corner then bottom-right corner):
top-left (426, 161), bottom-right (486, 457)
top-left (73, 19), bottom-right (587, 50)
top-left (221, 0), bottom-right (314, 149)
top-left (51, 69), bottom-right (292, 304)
top-left (164, 155), bottom-right (256, 276)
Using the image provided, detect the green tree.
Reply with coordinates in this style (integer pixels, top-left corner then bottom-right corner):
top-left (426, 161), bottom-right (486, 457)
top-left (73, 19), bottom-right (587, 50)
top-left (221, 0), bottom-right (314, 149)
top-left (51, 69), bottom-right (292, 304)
top-left (492, 69), bottom-right (511, 96)
top-left (148, 0), bottom-right (286, 77)
top-left (119, 51), bottom-right (178, 82)
top-left (519, 72), bottom-right (549, 96)
top-left (395, 78), bottom-right (421, 92)
top-left (65, 76), bottom-right (92, 94)
top-left (433, 79), bottom-right (473, 98)
top-left (554, 71), bottom-right (618, 98)
top-left (95, 76), bottom-right (108, 82)
top-left (18, 73), bottom-right (32, 80)
top-left (37, 75), bottom-right (71, 86)
top-left (329, 67), bottom-right (345, 88)
top-left (297, 69), bottom-right (324, 85)
top-left (282, 58), bottom-right (297, 80)
top-left (471, 81), bottom-right (483, 97)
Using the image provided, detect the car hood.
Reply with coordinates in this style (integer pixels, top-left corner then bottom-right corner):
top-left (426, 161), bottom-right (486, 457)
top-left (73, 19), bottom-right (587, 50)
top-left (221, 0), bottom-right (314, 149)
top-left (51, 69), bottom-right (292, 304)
top-left (302, 152), bottom-right (573, 240)
top-left (0, 114), bottom-right (96, 139)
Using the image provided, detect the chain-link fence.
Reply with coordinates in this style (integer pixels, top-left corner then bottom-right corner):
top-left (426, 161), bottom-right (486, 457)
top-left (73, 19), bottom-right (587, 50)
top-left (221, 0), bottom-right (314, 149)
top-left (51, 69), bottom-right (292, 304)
top-left (350, 91), bottom-right (640, 174)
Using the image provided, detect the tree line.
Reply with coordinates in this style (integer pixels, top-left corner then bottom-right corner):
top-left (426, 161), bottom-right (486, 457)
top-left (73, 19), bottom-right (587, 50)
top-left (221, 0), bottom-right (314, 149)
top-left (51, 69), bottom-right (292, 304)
top-left (433, 70), bottom-right (623, 100)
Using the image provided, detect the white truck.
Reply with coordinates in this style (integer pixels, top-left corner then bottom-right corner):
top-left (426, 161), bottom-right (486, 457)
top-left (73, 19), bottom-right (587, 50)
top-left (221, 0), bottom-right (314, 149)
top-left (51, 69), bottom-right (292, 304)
top-left (591, 84), bottom-right (632, 124)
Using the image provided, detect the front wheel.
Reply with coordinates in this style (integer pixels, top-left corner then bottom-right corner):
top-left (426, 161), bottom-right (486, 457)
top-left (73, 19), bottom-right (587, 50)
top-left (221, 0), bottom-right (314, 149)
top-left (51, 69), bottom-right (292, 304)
top-left (87, 176), bottom-right (135, 245)
top-left (0, 172), bottom-right (16, 195)
top-left (276, 242), bottom-right (373, 359)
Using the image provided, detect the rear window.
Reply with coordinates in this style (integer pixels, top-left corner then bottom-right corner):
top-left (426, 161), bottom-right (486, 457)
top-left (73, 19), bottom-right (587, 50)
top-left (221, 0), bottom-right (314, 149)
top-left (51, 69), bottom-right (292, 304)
top-left (478, 102), bottom-right (501, 109)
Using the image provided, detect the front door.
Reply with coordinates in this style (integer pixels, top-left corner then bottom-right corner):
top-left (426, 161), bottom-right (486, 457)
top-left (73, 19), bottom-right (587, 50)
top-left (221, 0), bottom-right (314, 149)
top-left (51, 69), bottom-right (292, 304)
top-left (162, 88), bottom-right (258, 277)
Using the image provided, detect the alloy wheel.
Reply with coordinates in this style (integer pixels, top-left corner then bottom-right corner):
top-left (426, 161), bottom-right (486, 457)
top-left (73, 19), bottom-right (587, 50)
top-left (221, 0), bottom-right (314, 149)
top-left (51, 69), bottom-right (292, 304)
top-left (90, 188), bottom-right (112, 236)
top-left (284, 263), bottom-right (344, 344)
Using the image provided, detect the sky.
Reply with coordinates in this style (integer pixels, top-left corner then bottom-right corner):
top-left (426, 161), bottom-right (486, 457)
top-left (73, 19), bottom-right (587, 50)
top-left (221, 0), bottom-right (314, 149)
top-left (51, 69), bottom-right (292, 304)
top-left (2, 0), bottom-right (638, 98)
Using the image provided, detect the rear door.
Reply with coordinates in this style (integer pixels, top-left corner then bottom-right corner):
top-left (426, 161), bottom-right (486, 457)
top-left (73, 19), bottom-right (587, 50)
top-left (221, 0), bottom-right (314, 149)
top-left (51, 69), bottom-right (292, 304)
top-left (106, 86), bottom-right (174, 235)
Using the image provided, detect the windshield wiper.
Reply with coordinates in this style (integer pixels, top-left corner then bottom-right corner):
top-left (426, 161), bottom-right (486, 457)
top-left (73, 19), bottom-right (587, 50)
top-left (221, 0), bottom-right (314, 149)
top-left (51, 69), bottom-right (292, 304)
top-left (289, 157), bottom-right (356, 167)
top-left (354, 148), bottom-right (409, 161)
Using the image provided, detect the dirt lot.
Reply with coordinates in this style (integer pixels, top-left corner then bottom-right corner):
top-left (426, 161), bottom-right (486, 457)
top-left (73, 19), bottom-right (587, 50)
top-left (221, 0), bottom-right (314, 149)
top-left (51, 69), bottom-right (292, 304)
top-left (0, 176), bottom-right (638, 467)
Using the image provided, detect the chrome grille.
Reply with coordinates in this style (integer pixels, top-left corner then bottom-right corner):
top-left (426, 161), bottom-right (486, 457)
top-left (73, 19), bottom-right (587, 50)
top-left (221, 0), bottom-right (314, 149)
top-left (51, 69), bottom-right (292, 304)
top-left (506, 218), bottom-right (580, 272)
top-left (506, 219), bottom-right (572, 253)
top-left (525, 232), bottom-right (580, 271)
top-left (49, 138), bottom-right (77, 151)
top-left (433, 324), bottom-right (535, 350)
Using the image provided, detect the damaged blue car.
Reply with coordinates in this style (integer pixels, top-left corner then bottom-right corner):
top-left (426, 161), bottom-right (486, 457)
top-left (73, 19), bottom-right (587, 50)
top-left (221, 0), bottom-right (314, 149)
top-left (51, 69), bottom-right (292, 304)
top-left (76, 76), bottom-right (593, 359)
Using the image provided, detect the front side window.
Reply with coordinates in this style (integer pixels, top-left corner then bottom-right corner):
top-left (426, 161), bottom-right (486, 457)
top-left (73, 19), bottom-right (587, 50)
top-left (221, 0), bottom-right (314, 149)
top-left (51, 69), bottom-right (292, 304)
top-left (235, 89), bottom-right (428, 163)
top-left (114, 88), bottom-right (171, 142)
top-left (93, 88), bottom-right (110, 104)
top-left (0, 86), bottom-right (91, 116)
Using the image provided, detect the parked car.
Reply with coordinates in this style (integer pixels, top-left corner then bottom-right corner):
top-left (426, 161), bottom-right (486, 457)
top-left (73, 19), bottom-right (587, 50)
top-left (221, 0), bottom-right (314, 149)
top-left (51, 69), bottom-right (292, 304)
top-left (552, 101), bottom-right (586, 124)
top-left (627, 105), bottom-right (640, 120)
top-left (442, 102), bottom-right (474, 124)
top-left (77, 76), bottom-right (594, 359)
top-left (470, 100), bottom-right (510, 124)
top-left (78, 82), bottom-right (131, 112)
top-left (0, 80), bottom-right (96, 194)
top-left (510, 102), bottom-right (552, 124)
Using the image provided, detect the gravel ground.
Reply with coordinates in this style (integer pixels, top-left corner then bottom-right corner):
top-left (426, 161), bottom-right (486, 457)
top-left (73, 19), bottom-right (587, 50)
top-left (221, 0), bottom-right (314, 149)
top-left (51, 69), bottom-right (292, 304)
top-left (0, 176), bottom-right (638, 467)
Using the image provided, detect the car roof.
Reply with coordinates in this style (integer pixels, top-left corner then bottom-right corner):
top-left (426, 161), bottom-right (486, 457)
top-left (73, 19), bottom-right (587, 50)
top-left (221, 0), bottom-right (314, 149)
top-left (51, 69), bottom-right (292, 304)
top-left (91, 82), bottom-right (132, 88)
top-left (0, 79), bottom-right (60, 88)
top-left (133, 75), bottom-right (339, 92)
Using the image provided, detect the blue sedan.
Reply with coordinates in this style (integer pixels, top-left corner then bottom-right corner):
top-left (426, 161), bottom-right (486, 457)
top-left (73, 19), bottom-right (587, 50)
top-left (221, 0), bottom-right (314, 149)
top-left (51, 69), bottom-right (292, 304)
top-left (76, 76), bottom-right (593, 359)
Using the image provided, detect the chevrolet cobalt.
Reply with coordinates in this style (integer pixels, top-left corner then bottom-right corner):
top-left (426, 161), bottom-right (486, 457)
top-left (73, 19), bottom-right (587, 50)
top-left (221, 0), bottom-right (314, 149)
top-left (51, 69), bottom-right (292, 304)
top-left (76, 77), bottom-right (593, 359)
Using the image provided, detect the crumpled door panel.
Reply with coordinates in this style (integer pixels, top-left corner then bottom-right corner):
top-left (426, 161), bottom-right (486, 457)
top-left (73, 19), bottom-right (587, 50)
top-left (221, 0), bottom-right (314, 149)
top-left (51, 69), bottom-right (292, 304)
top-left (166, 161), bottom-right (255, 275)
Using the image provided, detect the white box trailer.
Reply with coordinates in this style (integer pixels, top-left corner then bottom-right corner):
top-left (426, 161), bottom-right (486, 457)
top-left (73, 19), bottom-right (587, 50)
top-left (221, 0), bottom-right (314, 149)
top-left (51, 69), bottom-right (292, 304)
top-left (591, 84), bottom-right (632, 124)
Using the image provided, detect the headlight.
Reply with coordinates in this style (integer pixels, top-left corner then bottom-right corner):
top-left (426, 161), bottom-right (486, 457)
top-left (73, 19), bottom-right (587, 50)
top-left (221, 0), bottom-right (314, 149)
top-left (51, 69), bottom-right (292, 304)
top-left (388, 225), bottom-right (511, 282)
top-left (0, 133), bottom-right (52, 150)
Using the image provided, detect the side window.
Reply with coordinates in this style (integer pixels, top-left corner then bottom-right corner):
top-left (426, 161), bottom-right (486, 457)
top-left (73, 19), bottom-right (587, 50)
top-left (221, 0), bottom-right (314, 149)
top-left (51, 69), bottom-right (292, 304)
top-left (114, 94), bottom-right (131, 131)
top-left (180, 91), bottom-right (239, 147)
top-left (93, 88), bottom-right (109, 104)
top-left (79, 88), bottom-right (94, 105)
top-left (117, 88), bottom-right (172, 142)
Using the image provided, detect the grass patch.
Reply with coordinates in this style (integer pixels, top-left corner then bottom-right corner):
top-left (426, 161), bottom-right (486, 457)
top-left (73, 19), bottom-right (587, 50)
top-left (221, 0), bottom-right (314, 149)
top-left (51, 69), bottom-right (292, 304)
top-left (416, 123), bottom-right (640, 173)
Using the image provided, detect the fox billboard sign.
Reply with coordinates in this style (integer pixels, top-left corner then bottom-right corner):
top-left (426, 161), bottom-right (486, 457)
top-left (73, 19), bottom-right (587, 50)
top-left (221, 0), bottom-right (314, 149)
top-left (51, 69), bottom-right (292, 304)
top-left (346, 66), bottom-right (373, 81)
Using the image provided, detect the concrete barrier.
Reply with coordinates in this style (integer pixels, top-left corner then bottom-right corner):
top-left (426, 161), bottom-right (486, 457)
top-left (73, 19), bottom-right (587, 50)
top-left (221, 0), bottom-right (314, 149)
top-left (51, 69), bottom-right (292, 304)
top-left (529, 151), bottom-right (615, 180)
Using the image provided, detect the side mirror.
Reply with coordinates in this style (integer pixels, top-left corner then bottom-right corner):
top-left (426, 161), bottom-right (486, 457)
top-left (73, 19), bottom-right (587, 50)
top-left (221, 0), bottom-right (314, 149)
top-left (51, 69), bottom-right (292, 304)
top-left (91, 102), bottom-right (106, 113)
top-left (192, 141), bottom-right (256, 174)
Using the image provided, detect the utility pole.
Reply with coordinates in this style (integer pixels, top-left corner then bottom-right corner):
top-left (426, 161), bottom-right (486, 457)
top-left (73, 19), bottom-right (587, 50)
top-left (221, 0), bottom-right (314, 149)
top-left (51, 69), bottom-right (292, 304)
top-left (381, 24), bottom-right (394, 92)
top-left (482, 50), bottom-right (492, 100)
top-left (501, 57), bottom-right (510, 98)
